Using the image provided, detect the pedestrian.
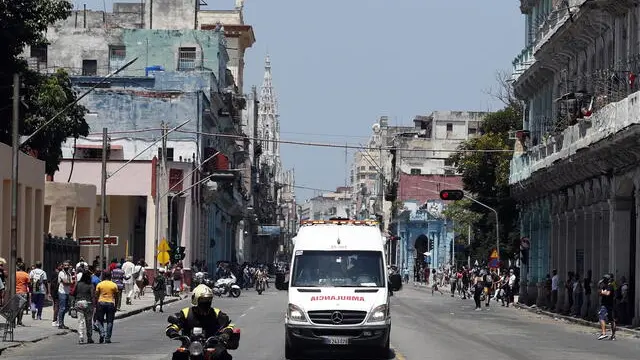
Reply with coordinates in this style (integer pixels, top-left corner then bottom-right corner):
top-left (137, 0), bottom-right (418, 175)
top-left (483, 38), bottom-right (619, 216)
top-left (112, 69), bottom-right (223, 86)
top-left (57, 260), bottom-right (73, 329)
top-left (15, 263), bottom-right (30, 326)
top-left (473, 271), bottom-right (483, 311)
top-left (597, 273), bottom-right (616, 340)
top-left (28, 261), bottom-right (48, 320)
top-left (121, 257), bottom-right (135, 305)
top-left (551, 269), bottom-right (559, 311)
top-left (152, 269), bottom-right (166, 312)
top-left (95, 271), bottom-right (118, 343)
top-left (111, 264), bottom-right (125, 311)
top-left (431, 269), bottom-right (443, 296)
top-left (74, 268), bottom-right (95, 344)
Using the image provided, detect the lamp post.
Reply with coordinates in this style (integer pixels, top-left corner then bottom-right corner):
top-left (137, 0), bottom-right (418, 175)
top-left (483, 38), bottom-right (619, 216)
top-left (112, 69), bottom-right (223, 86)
top-left (8, 57), bottom-right (138, 298)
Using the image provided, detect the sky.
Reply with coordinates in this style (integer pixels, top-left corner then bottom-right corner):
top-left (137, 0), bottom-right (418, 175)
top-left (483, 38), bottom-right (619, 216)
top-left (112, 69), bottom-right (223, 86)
top-left (78, 0), bottom-right (524, 201)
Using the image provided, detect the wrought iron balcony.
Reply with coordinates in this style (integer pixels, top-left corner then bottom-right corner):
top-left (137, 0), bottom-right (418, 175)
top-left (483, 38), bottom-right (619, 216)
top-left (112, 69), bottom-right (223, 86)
top-left (511, 46), bottom-right (535, 82)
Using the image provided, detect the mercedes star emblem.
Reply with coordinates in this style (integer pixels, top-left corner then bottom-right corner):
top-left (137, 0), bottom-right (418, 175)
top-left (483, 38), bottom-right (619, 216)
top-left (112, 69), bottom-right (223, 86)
top-left (331, 311), bottom-right (343, 324)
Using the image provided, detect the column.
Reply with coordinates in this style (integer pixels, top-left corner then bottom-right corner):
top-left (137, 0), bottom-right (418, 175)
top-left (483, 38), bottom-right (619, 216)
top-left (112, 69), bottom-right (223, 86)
top-left (583, 206), bottom-right (593, 277)
top-left (558, 211), bottom-right (567, 306)
top-left (575, 209), bottom-right (584, 276)
top-left (609, 197), bottom-right (632, 279)
top-left (601, 202), bottom-right (610, 275)
top-left (634, 186), bottom-right (640, 327)
top-left (566, 211), bottom-right (576, 275)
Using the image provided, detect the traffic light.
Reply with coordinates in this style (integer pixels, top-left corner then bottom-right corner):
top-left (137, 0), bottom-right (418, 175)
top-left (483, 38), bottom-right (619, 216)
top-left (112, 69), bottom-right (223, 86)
top-left (174, 246), bottom-right (186, 261)
top-left (439, 189), bottom-right (464, 201)
top-left (429, 238), bottom-right (434, 250)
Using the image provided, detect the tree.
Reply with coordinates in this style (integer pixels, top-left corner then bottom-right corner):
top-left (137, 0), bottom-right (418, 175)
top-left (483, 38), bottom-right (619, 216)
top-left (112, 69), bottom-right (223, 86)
top-left (0, 0), bottom-right (88, 176)
top-left (449, 105), bottom-right (522, 262)
top-left (442, 199), bottom-right (482, 238)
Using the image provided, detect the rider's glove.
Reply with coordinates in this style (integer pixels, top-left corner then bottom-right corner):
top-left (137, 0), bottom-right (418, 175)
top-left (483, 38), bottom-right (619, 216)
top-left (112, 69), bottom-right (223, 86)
top-left (219, 332), bottom-right (230, 344)
top-left (167, 328), bottom-right (180, 339)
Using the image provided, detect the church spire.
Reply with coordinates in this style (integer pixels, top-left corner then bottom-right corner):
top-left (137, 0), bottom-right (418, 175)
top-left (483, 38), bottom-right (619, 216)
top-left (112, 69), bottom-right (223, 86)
top-left (258, 54), bottom-right (280, 169)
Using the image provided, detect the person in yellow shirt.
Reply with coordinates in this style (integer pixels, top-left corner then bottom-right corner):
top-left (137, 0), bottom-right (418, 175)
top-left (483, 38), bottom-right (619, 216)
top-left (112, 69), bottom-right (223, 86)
top-left (95, 271), bottom-right (119, 343)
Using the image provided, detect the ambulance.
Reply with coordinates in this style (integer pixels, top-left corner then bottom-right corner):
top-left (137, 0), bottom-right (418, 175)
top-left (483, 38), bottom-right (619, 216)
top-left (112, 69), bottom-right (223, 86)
top-left (284, 218), bottom-right (391, 359)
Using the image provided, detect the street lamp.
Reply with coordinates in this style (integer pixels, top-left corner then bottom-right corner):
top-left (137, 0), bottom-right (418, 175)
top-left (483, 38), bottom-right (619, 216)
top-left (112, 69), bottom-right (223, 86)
top-left (8, 57), bottom-right (138, 299)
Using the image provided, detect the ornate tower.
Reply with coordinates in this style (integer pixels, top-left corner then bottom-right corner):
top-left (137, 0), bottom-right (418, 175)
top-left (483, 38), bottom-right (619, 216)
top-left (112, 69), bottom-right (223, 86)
top-left (258, 55), bottom-right (281, 175)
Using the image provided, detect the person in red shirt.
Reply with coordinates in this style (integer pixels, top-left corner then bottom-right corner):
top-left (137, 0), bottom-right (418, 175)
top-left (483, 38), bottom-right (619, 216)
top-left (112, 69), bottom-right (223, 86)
top-left (15, 263), bottom-right (30, 326)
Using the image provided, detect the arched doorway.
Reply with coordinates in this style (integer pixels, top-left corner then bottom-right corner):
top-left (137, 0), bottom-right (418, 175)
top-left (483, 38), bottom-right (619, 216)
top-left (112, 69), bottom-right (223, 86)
top-left (414, 234), bottom-right (428, 281)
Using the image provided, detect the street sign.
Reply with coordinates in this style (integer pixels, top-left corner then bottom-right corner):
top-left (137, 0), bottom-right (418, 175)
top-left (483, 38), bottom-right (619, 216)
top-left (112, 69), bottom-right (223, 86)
top-left (158, 251), bottom-right (170, 265)
top-left (488, 258), bottom-right (500, 269)
top-left (489, 249), bottom-right (499, 259)
top-left (78, 236), bottom-right (118, 246)
top-left (158, 238), bottom-right (170, 252)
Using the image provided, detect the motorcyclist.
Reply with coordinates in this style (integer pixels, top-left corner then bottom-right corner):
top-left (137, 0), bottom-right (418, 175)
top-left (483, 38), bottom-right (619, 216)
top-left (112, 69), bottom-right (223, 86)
top-left (166, 284), bottom-right (236, 359)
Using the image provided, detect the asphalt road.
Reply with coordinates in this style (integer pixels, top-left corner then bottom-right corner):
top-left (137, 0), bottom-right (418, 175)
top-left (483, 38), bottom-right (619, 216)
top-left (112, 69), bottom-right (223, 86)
top-left (3, 285), bottom-right (640, 359)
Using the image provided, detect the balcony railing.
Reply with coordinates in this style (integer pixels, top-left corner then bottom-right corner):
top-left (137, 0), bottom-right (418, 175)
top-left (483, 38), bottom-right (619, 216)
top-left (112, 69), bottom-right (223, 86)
top-left (509, 89), bottom-right (640, 184)
top-left (511, 46), bottom-right (535, 81)
top-left (531, 0), bottom-right (586, 54)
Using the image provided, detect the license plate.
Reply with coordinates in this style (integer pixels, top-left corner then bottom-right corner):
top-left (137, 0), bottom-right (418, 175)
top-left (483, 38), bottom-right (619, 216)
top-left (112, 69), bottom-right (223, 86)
top-left (325, 336), bottom-right (349, 345)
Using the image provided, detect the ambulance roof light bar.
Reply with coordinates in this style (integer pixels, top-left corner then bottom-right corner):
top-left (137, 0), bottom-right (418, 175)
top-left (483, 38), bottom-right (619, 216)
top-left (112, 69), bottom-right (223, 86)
top-left (300, 219), bottom-right (379, 227)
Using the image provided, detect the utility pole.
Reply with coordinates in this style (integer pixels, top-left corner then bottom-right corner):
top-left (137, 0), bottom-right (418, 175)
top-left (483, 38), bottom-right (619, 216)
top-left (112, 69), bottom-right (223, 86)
top-left (154, 122), bottom-right (167, 272)
top-left (467, 224), bottom-right (471, 268)
top-left (99, 127), bottom-right (108, 271)
top-left (8, 74), bottom-right (20, 299)
top-left (451, 220), bottom-right (455, 268)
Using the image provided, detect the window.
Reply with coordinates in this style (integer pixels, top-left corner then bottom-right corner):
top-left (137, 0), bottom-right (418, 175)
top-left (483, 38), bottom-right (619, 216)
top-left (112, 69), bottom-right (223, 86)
top-left (291, 250), bottom-right (385, 287)
top-left (178, 47), bottom-right (197, 70)
top-left (82, 60), bottom-right (97, 76)
top-left (446, 123), bottom-right (453, 132)
top-left (109, 46), bottom-right (126, 72)
top-left (368, 174), bottom-right (377, 180)
top-left (444, 158), bottom-right (454, 167)
top-left (468, 128), bottom-right (477, 135)
top-left (30, 45), bottom-right (47, 69)
top-left (410, 168), bottom-right (421, 175)
top-left (157, 147), bottom-right (175, 161)
top-left (369, 166), bottom-right (376, 171)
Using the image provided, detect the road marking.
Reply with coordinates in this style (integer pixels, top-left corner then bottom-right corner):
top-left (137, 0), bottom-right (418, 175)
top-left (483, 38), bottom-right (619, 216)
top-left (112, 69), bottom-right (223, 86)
top-left (239, 313), bottom-right (246, 317)
top-left (391, 345), bottom-right (407, 360)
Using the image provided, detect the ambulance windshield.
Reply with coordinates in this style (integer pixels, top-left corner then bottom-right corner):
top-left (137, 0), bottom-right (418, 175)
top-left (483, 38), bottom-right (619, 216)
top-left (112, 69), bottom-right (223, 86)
top-left (291, 250), bottom-right (385, 288)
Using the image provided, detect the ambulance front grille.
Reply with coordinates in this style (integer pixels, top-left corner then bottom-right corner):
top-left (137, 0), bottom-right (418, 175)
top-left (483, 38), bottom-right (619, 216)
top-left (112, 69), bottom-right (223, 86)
top-left (307, 310), bottom-right (367, 325)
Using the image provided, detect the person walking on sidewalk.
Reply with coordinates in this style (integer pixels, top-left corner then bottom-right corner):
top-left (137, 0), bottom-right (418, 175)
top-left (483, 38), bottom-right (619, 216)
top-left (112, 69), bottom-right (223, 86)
top-left (28, 261), bottom-right (48, 320)
top-left (597, 273), bottom-right (617, 340)
top-left (95, 271), bottom-right (118, 343)
top-left (15, 263), bottom-right (30, 326)
top-left (74, 268), bottom-right (95, 344)
top-left (111, 264), bottom-right (125, 311)
top-left (121, 257), bottom-right (135, 305)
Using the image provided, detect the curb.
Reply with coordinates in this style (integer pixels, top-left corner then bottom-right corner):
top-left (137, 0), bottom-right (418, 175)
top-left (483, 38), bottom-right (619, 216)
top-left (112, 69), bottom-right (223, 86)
top-left (513, 302), bottom-right (640, 338)
top-left (114, 295), bottom-right (183, 320)
top-left (0, 295), bottom-right (187, 354)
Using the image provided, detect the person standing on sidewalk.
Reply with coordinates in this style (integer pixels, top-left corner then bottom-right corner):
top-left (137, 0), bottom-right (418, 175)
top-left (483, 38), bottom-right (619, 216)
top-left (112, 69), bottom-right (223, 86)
top-left (15, 263), bottom-right (30, 326)
top-left (597, 273), bottom-right (617, 340)
top-left (28, 261), bottom-right (48, 320)
top-left (57, 261), bottom-right (73, 330)
top-left (95, 271), bottom-right (118, 343)
top-left (74, 269), bottom-right (95, 344)
top-left (551, 269), bottom-right (559, 312)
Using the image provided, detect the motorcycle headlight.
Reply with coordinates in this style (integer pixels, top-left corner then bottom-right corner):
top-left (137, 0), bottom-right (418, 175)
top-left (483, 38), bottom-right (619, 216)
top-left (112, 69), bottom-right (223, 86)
top-left (287, 303), bottom-right (307, 322)
top-left (367, 304), bottom-right (388, 323)
top-left (189, 341), bottom-right (204, 356)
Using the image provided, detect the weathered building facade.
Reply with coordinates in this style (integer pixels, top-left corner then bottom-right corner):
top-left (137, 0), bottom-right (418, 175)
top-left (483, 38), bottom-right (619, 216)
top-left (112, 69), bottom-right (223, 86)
top-left (510, 0), bottom-right (640, 325)
top-left (23, 1), bottom-right (258, 268)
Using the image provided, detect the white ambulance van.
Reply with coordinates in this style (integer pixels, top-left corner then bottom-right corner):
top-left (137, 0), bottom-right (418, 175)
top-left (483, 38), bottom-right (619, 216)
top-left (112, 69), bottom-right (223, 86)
top-left (284, 219), bottom-right (391, 359)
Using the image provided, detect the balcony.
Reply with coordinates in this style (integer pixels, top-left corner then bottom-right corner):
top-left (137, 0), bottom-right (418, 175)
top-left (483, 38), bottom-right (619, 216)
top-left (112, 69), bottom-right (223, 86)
top-left (510, 89), bottom-right (640, 186)
top-left (511, 46), bottom-right (535, 82)
top-left (531, 0), bottom-right (586, 55)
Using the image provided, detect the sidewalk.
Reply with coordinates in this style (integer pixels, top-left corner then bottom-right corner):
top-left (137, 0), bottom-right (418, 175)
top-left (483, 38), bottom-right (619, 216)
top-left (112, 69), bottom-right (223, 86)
top-left (513, 302), bottom-right (640, 338)
top-left (0, 290), bottom-right (185, 353)
top-left (409, 282), bottom-right (640, 337)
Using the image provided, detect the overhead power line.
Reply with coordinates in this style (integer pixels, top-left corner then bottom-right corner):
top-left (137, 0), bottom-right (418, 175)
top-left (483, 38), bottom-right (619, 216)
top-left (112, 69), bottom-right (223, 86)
top-left (86, 128), bottom-right (512, 154)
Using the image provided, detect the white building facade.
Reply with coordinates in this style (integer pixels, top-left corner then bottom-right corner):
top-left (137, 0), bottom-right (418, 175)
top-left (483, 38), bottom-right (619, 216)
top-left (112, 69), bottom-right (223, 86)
top-left (510, 0), bottom-right (640, 326)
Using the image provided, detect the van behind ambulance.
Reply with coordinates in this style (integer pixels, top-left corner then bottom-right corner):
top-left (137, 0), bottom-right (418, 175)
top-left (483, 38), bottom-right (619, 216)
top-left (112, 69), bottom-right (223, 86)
top-left (284, 219), bottom-right (391, 360)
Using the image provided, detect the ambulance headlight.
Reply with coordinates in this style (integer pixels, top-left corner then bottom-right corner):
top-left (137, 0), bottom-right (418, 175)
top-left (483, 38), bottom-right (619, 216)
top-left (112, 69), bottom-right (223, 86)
top-left (367, 304), bottom-right (388, 323)
top-left (287, 303), bottom-right (307, 322)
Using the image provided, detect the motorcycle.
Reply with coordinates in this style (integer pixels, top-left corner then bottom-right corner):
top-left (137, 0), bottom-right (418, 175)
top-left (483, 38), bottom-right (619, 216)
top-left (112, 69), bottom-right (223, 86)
top-left (255, 276), bottom-right (266, 295)
top-left (212, 274), bottom-right (242, 298)
top-left (168, 315), bottom-right (241, 360)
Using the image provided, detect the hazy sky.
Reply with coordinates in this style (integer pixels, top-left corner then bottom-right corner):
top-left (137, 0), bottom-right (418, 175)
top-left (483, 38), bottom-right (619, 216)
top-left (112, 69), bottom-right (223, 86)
top-left (77, 0), bottom-right (524, 201)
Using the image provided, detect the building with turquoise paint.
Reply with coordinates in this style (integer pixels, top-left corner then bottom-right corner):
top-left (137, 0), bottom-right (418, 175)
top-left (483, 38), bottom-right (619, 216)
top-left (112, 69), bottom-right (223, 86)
top-left (27, 5), bottom-right (258, 272)
top-left (395, 201), bottom-right (452, 280)
top-left (509, 0), bottom-right (640, 325)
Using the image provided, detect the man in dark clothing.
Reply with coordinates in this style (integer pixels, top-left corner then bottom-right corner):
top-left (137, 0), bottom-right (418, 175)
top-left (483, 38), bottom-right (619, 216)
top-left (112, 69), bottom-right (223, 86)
top-left (597, 273), bottom-right (616, 340)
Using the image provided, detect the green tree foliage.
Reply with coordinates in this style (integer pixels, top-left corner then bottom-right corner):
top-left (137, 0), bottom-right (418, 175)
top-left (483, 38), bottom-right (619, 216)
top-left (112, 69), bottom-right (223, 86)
top-left (449, 105), bottom-right (522, 262)
top-left (442, 199), bottom-right (482, 240)
top-left (0, 0), bottom-right (89, 176)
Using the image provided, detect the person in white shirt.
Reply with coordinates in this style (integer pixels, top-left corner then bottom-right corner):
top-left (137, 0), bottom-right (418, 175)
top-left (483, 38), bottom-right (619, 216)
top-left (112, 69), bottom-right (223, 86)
top-left (75, 257), bottom-right (88, 272)
top-left (551, 269), bottom-right (559, 311)
top-left (57, 260), bottom-right (73, 329)
top-left (133, 260), bottom-right (146, 299)
top-left (28, 261), bottom-right (48, 320)
top-left (121, 257), bottom-right (135, 305)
